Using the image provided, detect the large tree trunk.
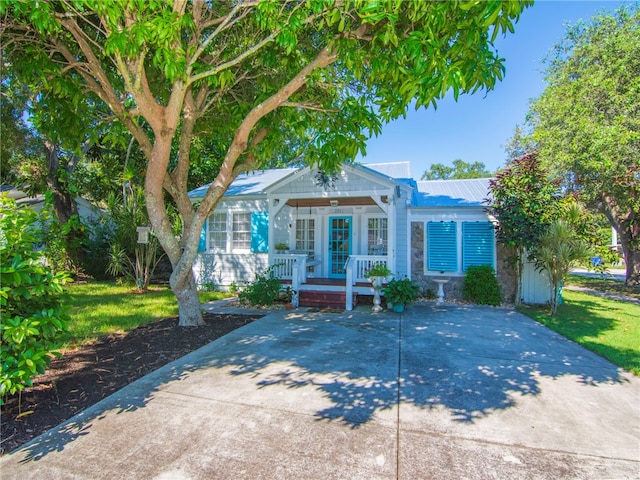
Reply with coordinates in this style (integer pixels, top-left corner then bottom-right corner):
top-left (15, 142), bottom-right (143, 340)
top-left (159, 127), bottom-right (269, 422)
top-left (620, 235), bottom-right (640, 287)
top-left (170, 268), bottom-right (203, 327)
top-left (624, 248), bottom-right (640, 287)
top-left (44, 139), bottom-right (85, 271)
top-left (599, 201), bottom-right (639, 287)
top-left (145, 134), bottom-right (205, 327)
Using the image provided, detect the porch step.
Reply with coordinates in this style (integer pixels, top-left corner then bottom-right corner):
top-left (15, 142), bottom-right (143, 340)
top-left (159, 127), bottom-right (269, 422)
top-left (298, 290), bottom-right (357, 309)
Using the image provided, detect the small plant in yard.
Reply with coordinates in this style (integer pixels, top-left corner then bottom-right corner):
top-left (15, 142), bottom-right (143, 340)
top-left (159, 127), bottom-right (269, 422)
top-left (280, 286), bottom-right (297, 309)
top-left (280, 286), bottom-right (296, 303)
top-left (463, 265), bottom-right (501, 306)
top-left (237, 265), bottom-right (282, 306)
top-left (382, 276), bottom-right (420, 308)
top-left (0, 197), bottom-right (71, 404)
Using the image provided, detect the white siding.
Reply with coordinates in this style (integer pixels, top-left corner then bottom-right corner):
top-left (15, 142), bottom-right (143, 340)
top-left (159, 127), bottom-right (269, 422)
top-left (522, 259), bottom-right (553, 305)
top-left (193, 252), bottom-right (268, 288)
top-left (270, 168), bottom-right (390, 196)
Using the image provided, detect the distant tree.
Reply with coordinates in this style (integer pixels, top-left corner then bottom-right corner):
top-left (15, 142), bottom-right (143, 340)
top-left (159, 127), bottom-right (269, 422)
top-left (503, 124), bottom-right (536, 165)
top-left (488, 153), bottom-right (560, 305)
top-left (0, 78), bottom-right (44, 188)
top-left (2, 1), bottom-right (531, 326)
top-left (421, 159), bottom-right (492, 180)
top-left (529, 6), bottom-right (640, 286)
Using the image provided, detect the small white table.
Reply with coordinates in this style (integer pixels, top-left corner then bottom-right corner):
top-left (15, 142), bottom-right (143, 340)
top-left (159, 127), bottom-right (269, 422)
top-left (432, 278), bottom-right (449, 305)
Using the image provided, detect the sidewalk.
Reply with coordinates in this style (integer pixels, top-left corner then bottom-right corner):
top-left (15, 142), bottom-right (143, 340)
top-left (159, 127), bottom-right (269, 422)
top-left (2, 304), bottom-right (638, 479)
top-left (563, 284), bottom-right (640, 306)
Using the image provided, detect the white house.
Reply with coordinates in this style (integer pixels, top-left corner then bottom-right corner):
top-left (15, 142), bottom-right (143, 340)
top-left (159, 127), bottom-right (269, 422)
top-left (189, 162), bottom-right (540, 308)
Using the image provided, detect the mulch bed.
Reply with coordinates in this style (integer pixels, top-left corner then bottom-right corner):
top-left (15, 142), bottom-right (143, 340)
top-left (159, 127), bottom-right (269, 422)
top-left (0, 312), bottom-right (262, 455)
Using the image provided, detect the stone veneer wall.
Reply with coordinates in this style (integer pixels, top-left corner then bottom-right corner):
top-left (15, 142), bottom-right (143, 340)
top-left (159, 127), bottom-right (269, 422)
top-left (411, 222), bottom-right (516, 304)
top-left (495, 243), bottom-right (516, 304)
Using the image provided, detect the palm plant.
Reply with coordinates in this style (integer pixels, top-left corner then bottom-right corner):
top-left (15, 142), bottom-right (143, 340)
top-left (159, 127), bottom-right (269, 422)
top-left (534, 216), bottom-right (591, 314)
top-left (106, 182), bottom-right (164, 291)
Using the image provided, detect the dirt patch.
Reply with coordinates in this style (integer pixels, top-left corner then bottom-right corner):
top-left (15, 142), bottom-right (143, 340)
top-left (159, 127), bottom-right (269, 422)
top-left (0, 312), bottom-right (262, 455)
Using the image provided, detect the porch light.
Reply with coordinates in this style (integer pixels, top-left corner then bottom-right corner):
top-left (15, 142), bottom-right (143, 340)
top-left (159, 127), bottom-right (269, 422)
top-left (330, 200), bottom-right (339, 207)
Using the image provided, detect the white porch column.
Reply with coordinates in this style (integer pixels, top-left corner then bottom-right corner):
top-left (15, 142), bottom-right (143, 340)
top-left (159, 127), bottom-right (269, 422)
top-left (387, 191), bottom-right (397, 273)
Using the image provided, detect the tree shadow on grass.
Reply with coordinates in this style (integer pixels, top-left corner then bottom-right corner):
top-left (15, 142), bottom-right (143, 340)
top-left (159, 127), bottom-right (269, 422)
top-left (527, 293), bottom-right (639, 373)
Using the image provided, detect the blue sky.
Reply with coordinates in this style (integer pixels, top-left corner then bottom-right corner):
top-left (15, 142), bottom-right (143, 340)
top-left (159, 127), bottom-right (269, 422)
top-left (356, 0), bottom-right (632, 178)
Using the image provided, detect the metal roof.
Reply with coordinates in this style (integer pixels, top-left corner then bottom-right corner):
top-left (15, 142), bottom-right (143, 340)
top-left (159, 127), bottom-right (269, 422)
top-left (362, 161), bottom-right (412, 179)
top-left (188, 168), bottom-right (297, 198)
top-left (412, 178), bottom-right (492, 207)
top-left (188, 164), bottom-right (493, 209)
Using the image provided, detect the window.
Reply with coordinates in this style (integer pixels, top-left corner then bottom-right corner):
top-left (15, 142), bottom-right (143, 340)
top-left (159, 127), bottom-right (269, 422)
top-left (232, 212), bottom-right (251, 250)
top-left (462, 222), bottom-right (495, 271)
top-left (295, 219), bottom-right (315, 254)
top-left (426, 222), bottom-right (457, 272)
top-left (367, 218), bottom-right (388, 255)
top-left (208, 213), bottom-right (227, 251)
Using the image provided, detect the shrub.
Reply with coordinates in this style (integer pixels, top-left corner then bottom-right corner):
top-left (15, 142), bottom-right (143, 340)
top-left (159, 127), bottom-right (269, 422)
top-left (237, 265), bottom-right (282, 306)
top-left (463, 265), bottom-right (501, 306)
top-left (382, 276), bottom-right (420, 306)
top-left (0, 197), bottom-right (71, 404)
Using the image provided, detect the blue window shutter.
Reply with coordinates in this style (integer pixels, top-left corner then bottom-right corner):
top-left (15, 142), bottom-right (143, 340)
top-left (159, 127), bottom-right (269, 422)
top-left (427, 222), bottom-right (457, 271)
top-left (251, 212), bottom-right (269, 253)
top-left (462, 222), bottom-right (495, 271)
top-left (198, 219), bottom-right (207, 252)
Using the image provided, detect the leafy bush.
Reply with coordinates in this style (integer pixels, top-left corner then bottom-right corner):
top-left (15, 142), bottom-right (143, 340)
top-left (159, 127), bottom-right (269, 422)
top-left (382, 276), bottom-right (420, 306)
top-left (463, 265), bottom-right (501, 306)
top-left (237, 265), bottom-right (282, 306)
top-left (0, 197), bottom-right (71, 403)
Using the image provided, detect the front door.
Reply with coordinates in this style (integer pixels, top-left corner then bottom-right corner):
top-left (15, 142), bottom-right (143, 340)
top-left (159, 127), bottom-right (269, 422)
top-left (329, 216), bottom-right (351, 278)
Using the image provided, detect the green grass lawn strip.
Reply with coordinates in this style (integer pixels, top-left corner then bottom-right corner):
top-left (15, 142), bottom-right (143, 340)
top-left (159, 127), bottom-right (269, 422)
top-left (520, 289), bottom-right (640, 376)
top-left (62, 281), bottom-right (230, 347)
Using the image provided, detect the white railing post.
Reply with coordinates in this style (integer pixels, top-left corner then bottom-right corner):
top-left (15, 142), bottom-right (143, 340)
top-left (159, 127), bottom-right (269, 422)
top-left (291, 261), bottom-right (301, 307)
top-left (345, 257), bottom-right (354, 311)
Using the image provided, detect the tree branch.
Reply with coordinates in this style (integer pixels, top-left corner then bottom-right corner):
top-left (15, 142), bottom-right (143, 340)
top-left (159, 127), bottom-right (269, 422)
top-left (281, 101), bottom-right (339, 113)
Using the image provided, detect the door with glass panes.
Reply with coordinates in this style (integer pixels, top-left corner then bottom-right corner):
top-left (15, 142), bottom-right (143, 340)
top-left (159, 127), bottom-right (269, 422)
top-left (328, 216), bottom-right (351, 277)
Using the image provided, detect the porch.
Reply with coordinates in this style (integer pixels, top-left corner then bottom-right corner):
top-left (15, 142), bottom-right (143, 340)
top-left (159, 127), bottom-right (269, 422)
top-left (271, 254), bottom-right (389, 310)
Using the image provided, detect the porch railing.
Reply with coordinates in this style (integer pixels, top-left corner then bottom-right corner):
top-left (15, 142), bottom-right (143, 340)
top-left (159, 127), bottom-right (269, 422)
top-left (345, 255), bottom-right (389, 311)
top-left (270, 254), bottom-right (308, 280)
top-left (270, 254), bottom-right (308, 307)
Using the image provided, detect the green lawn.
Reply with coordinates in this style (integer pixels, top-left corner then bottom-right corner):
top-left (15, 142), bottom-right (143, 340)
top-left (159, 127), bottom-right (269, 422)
top-left (61, 281), bottom-right (230, 347)
top-left (519, 289), bottom-right (640, 376)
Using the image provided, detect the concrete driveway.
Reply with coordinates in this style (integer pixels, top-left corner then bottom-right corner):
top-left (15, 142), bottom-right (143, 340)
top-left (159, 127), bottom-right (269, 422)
top-left (1, 304), bottom-right (639, 479)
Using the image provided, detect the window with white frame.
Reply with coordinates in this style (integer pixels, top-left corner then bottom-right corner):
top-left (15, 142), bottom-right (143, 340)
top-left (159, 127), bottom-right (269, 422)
top-left (208, 212), bottom-right (227, 251)
top-left (367, 217), bottom-right (388, 255)
top-left (232, 212), bottom-right (251, 250)
top-left (295, 218), bottom-right (315, 254)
